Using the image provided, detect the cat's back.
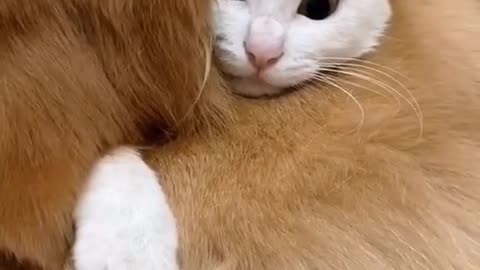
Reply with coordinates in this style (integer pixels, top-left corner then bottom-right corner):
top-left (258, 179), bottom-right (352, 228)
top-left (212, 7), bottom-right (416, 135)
top-left (151, 0), bottom-right (480, 269)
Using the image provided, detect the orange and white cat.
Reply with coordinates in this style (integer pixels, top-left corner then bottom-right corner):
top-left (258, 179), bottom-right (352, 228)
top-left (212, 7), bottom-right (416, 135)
top-left (79, 0), bottom-right (480, 269)
top-left (156, 0), bottom-right (480, 269)
top-left (72, 0), bottom-right (394, 269)
top-left (4, 0), bottom-right (480, 269)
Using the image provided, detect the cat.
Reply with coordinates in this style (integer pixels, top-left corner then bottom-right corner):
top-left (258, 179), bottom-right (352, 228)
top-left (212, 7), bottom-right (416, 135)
top-left (214, 0), bottom-right (392, 96)
top-left (0, 0), bottom-right (228, 269)
top-left (66, 0), bottom-right (394, 269)
top-left (77, 0), bottom-right (480, 269)
top-left (150, 0), bottom-right (480, 269)
top-left (10, 0), bottom-right (480, 269)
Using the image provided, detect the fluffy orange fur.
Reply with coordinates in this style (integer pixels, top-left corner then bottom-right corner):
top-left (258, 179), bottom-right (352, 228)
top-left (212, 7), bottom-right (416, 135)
top-left (0, 0), bottom-right (228, 269)
top-left (144, 0), bottom-right (480, 269)
top-left (3, 0), bottom-right (480, 269)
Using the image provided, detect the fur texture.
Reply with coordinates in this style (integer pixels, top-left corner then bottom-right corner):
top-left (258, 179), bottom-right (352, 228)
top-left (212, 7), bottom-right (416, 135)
top-left (68, 1), bottom-right (394, 269)
top-left (5, 0), bottom-right (480, 269)
top-left (70, 2), bottom-right (394, 269)
top-left (0, 0), bottom-right (228, 269)
top-left (144, 0), bottom-right (480, 269)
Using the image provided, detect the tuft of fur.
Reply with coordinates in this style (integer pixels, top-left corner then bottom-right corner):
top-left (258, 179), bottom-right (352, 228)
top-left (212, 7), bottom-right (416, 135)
top-left (145, 0), bottom-right (480, 269)
top-left (0, 0), bottom-right (229, 269)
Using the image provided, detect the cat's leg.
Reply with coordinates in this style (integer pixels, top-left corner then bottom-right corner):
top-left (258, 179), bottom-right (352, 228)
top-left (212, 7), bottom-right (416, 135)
top-left (72, 147), bottom-right (178, 270)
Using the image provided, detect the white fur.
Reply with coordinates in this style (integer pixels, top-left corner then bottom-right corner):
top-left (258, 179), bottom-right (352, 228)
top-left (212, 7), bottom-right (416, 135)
top-left (73, 147), bottom-right (178, 270)
top-left (214, 0), bottom-right (392, 96)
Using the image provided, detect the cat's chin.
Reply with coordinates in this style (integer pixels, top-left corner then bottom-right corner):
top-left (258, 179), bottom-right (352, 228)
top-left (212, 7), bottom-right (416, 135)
top-left (229, 78), bottom-right (289, 98)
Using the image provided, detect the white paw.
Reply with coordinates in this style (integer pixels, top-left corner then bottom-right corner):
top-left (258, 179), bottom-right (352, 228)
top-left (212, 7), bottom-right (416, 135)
top-left (73, 147), bottom-right (178, 270)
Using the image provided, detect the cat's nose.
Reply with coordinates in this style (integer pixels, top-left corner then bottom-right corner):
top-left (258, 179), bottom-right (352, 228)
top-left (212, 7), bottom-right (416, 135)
top-left (244, 42), bottom-right (284, 70)
top-left (244, 17), bottom-right (285, 70)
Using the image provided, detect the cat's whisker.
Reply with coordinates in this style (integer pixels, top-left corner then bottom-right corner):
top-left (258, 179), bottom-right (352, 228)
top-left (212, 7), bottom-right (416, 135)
top-left (311, 74), bottom-right (366, 132)
top-left (322, 67), bottom-right (413, 109)
top-left (318, 67), bottom-right (394, 96)
top-left (319, 72), bottom-right (401, 108)
top-left (314, 56), bottom-right (410, 81)
top-left (313, 64), bottom-right (423, 139)
top-left (318, 67), bottom-right (404, 103)
top-left (342, 65), bottom-right (421, 112)
top-left (333, 67), bottom-right (423, 138)
top-left (331, 60), bottom-right (410, 82)
top-left (332, 61), bottom-right (420, 114)
top-left (317, 71), bottom-right (416, 136)
top-left (178, 37), bottom-right (213, 126)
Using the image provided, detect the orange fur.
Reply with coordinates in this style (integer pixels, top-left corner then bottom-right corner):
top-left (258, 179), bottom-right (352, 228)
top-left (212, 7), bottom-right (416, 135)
top-left (144, 0), bottom-right (480, 269)
top-left (3, 0), bottom-right (480, 269)
top-left (0, 0), bottom-right (228, 269)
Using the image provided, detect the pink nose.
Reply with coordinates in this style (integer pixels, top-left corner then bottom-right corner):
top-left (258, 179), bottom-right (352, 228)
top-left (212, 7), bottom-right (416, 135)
top-left (244, 17), bottom-right (285, 70)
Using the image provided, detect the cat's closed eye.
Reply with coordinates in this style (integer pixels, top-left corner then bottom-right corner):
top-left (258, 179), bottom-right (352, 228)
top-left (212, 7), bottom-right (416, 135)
top-left (297, 0), bottom-right (339, 20)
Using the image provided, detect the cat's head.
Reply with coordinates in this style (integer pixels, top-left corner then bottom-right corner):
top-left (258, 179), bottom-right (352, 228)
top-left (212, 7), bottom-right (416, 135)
top-left (213, 0), bottom-right (392, 97)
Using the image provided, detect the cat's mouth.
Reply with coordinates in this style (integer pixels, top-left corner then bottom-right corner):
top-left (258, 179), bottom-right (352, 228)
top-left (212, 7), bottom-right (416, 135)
top-left (226, 66), bottom-right (343, 99)
top-left (225, 75), bottom-right (308, 99)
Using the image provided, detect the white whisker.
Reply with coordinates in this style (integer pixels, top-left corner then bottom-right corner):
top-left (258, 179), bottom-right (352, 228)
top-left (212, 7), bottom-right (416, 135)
top-left (315, 56), bottom-right (410, 81)
top-left (339, 66), bottom-right (424, 137)
top-left (333, 62), bottom-right (421, 117)
top-left (320, 71), bottom-right (400, 106)
top-left (312, 61), bottom-right (423, 139)
top-left (321, 67), bottom-right (416, 114)
top-left (312, 74), bottom-right (366, 132)
top-left (178, 36), bottom-right (214, 126)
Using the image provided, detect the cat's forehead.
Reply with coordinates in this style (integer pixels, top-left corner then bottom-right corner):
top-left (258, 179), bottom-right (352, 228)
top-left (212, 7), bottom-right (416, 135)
top-left (246, 0), bottom-right (302, 20)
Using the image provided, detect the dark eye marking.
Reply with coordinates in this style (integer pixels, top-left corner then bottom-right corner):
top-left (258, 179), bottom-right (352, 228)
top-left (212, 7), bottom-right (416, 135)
top-left (297, 0), bottom-right (339, 20)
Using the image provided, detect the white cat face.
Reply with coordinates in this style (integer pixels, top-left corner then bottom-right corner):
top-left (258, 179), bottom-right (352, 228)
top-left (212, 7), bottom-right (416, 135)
top-left (213, 0), bottom-right (392, 97)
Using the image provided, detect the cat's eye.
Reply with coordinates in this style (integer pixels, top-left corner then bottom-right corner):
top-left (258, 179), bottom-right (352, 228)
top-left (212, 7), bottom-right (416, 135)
top-left (297, 0), bottom-right (339, 20)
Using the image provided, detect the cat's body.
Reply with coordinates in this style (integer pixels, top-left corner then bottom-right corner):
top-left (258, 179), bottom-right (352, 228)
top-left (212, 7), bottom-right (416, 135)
top-left (65, 0), bottom-right (395, 269)
top-left (67, 0), bottom-right (480, 269)
top-left (147, 0), bottom-right (479, 269)
top-left (67, 0), bottom-right (478, 269)
top-left (4, 0), bottom-right (480, 269)
top-left (0, 0), bottom-right (228, 269)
